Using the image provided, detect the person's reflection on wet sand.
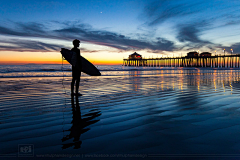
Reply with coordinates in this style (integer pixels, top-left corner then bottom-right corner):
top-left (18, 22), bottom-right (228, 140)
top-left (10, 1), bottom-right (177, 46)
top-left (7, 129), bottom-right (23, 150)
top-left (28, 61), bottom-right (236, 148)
top-left (62, 95), bottom-right (101, 149)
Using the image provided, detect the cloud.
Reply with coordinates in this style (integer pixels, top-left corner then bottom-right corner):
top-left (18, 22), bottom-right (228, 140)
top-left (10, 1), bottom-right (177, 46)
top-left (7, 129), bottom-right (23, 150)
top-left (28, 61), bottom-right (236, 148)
top-left (220, 43), bottom-right (240, 54)
top-left (52, 23), bottom-right (176, 51)
top-left (140, 0), bottom-right (240, 52)
top-left (143, 0), bottom-right (240, 26)
top-left (0, 39), bottom-right (64, 52)
top-left (0, 22), bottom-right (53, 38)
top-left (230, 43), bottom-right (240, 54)
top-left (176, 21), bottom-right (212, 47)
top-left (0, 21), bottom-right (176, 52)
top-left (16, 22), bottom-right (47, 34)
top-left (143, 0), bottom-right (204, 26)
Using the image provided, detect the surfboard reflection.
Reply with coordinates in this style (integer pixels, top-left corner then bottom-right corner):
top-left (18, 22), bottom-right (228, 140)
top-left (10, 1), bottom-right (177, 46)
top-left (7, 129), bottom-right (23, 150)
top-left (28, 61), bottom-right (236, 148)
top-left (62, 95), bottom-right (101, 149)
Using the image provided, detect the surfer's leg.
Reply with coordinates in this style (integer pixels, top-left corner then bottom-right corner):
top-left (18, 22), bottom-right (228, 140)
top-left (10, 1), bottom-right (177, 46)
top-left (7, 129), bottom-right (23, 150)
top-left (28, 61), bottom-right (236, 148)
top-left (71, 67), bottom-right (77, 94)
top-left (76, 79), bottom-right (79, 93)
top-left (75, 71), bottom-right (81, 96)
top-left (75, 80), bottom-right (82, 96)
top-left (71, 79), bottom-right (75, 94)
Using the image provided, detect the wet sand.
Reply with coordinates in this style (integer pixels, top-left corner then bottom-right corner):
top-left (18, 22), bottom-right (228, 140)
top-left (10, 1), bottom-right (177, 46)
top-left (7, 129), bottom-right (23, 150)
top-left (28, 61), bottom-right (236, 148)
top-left (1, 70), bottom-right (240, 159)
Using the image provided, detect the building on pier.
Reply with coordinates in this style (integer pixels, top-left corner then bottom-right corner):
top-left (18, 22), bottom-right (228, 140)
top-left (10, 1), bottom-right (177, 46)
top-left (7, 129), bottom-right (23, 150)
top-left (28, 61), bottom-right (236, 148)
top-left (186, 51), bottom-right (199, 57)
top-left (124, 52), bottom-right (146, 66)
top-left (200, 52), bottom-right (212, 57)
top-left (128, 52), bottom-right (142, 59)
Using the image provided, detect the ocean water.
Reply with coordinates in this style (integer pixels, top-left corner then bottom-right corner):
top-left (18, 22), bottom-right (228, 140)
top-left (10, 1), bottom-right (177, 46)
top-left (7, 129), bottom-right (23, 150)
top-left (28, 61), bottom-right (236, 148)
top-left (1, 64), bottom-right (240, 78)
top-left (1, 65), bottom-right (240, 159)
top-left (0, 64), bottom-right (163, 78)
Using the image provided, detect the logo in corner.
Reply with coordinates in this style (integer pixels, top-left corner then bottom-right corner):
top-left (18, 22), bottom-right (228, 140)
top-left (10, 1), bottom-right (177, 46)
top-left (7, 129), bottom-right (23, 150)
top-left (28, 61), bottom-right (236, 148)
top-left (18, 144), bottom-right (34, 157)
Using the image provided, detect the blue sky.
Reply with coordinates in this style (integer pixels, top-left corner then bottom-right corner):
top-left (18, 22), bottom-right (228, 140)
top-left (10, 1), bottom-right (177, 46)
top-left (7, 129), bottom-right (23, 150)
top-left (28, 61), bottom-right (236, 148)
top-left (1, 0), bottom-right (240, 63)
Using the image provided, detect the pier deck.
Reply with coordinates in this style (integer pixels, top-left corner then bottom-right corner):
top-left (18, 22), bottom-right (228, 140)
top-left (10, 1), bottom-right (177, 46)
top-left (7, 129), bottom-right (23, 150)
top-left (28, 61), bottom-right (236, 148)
top-left (123, 55), bottom-right (240, 68)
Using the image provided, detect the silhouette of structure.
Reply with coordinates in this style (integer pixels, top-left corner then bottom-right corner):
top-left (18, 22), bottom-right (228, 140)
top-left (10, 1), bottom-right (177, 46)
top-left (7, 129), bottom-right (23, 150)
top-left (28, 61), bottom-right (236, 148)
top-left (123, 52), bottom-right (240, 68)
top-left (187, 51), bottom-right (199, 57)
top-left (71, 39), bottom-right (82, 96)
top-left (128, 52), bottom-right (142, 60)
top-left (200, 52), bottom-right (212, 57)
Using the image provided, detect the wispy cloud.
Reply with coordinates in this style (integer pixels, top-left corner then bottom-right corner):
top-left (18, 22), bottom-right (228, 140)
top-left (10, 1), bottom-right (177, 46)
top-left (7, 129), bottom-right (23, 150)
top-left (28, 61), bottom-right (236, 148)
top-left (140, 0), bottom-right (240, 52)
top-left (219, 43), bottom-right (240, 54)
top-left (143, 0), bottom-right (204, 26)
top-left (0, 39), bottom-right (64, 52)
top-left (143, 0), bottom-right (240, 26)
top-left (176, 21), bottom-right (212, 49)
top-left (51, 22), bottom-right (176, 51)
top-left (0, 21), bottom-right (176, 52)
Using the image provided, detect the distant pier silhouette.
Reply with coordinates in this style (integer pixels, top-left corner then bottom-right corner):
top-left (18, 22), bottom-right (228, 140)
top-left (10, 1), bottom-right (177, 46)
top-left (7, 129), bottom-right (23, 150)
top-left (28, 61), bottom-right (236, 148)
top-left (123, 52), bottom-right (240, 68)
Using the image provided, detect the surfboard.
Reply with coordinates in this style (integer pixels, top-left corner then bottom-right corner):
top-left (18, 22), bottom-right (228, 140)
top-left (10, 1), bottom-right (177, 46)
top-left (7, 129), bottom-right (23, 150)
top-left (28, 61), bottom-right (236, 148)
top-left (60, 48), bottom-right (101, 76)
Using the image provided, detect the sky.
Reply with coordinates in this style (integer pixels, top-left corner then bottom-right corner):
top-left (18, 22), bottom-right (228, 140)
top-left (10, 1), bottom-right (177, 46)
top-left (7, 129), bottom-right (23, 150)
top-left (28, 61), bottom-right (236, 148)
top-left (0, 0), bottom-right (240, 65)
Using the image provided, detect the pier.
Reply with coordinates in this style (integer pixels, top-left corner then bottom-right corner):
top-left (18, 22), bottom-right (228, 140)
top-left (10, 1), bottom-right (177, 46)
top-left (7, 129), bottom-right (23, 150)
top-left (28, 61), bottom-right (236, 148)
top-left (123, 55), bottom-right (240, 68)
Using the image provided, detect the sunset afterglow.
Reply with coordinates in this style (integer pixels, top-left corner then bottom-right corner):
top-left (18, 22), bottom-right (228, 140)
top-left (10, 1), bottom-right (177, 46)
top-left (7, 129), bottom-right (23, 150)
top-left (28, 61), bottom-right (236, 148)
top-left (0, 0), bottom-right (240, 64)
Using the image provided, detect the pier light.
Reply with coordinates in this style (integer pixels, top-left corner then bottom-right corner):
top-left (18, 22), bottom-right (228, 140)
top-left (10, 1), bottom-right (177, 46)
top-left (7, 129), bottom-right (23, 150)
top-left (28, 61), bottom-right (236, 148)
top-left (231, 49), bottom-right (233, 55)
top-left (223, 49), bottom-right (225, 56)
top-left (215, 50), bottom-right (217, 56)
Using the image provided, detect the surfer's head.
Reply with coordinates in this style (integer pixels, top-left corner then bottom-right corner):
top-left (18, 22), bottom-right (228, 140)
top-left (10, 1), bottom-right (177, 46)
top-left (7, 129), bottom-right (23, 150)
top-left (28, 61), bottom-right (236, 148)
top-left (73, 39), bottom-right (80, 47)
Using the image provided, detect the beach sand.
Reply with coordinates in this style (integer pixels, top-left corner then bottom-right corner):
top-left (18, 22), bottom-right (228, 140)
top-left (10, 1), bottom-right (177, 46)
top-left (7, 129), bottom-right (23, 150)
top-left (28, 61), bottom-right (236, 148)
top-left (1, 70), bottom-right (240, 159)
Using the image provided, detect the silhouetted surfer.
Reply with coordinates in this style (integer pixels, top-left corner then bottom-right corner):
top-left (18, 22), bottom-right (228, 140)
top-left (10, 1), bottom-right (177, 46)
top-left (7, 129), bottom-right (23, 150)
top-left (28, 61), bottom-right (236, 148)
top-left (71, 39), bottom-right (82, 96)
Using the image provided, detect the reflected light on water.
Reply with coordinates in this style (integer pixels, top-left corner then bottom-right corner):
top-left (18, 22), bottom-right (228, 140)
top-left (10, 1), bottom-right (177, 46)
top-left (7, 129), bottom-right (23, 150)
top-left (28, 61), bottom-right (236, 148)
top-left (126, 69), bottom-right (240, 96)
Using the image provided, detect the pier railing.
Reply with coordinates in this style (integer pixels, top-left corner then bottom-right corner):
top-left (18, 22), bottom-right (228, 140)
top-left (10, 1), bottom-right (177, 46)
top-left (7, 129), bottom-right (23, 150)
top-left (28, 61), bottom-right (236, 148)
top-left (123, 55), bottom-right (240, 68)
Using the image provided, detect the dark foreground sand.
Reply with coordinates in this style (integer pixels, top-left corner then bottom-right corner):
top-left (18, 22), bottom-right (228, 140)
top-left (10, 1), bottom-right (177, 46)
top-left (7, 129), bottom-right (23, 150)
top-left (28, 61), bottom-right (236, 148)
top-left (1, 70), bottom-right (240, 159)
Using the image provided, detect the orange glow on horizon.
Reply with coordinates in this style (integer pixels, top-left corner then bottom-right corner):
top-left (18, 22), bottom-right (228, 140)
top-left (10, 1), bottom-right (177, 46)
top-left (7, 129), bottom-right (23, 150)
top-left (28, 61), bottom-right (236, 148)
top-left (0, 59), bottom-right (123, 65)
top-left (0, 51), bottom-right (123, 65)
